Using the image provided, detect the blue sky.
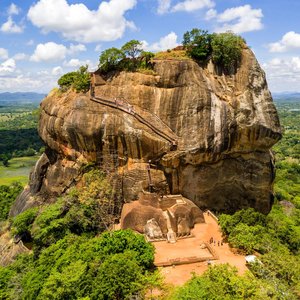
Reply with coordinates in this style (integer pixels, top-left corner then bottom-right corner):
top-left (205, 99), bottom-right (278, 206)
top-left (0, 0), bottom-right (300, 94)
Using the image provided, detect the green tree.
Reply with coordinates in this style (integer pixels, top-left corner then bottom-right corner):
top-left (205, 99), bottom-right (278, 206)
top-left (57, 72), bottom-right (77, 91)
top-left (172, 264), bottom-right (261, 300)
top-left (97, 229), bottom-right (155, 269)
top-left (92, 252), bottom-right (144, 300)
top-left (57, 66), bottom-right (90, 93)
top-left (121, 40), bottom-right (143, 59)
top-left (211, 32), bottom-right (244, 71)
top-left (182, 28), bottom-right (212, 61)
top-left (12, 207), bottom-right (38, 236)
top-left (73, 65), bottom-right (91, 93)
top-left (140, 51), bottom-right (155, 69)
top-left (98, 47), bottom-right (125, 72)
top-left (0, 182), bottom-right (23, 221)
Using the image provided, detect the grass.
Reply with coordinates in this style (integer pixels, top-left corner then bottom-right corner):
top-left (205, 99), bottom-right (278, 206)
top-left (0, 156), bottom-right (39, 186)
top-left (154, 49), bottom-right (190, 60)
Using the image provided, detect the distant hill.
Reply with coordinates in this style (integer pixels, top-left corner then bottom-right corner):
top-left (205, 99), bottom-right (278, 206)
top-left (272, 92), bottom-right (300, 102)
top-left (0, 92), bottom-right (46, 106)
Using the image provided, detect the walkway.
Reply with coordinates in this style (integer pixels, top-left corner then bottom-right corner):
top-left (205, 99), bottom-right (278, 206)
top-left (90, 94), bottom-right (180, 148)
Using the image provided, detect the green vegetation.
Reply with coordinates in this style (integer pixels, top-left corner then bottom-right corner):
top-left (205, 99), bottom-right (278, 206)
top-left (0, 231), bottom-right (156, 300)
top-left (98, 30), bottom-right (244, 74)
top-left (12, 207), bottom-right (38, 236)
top-left (58, 65), bottom-right (91, 93)
top-left (171, 263), bottom-right (279, 300)
top-left (182, 28), bottom-right (212, 61)
top-left (0, 182), bottom-right (22, 221)
top-left (0, 105), bottom-right (43, 166)
top-left (0, 169), bottom-right (158, 299)
top-left (98, 39), bottom-right (154, 73)
top-left (211, 32), bottom-right (244, 70)
top-left (182, 28), bottom-right (244, 72)
top-left (273, 100), bottom-right (300, 205)
top-left (0, 156), bottom-right (40, 186)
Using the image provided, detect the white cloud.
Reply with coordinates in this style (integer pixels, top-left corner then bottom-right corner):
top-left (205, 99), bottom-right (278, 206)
top-left (263, 56), bottom-right (300, 92)
top-left (28, 0), bottom-right (137, 43)
top-left (27, 39), bottom-right (34, 46)
top-left (208, 5), bottom-right (263, 34)
top-left (52, 66), bottom-right (64, 75)
top-left (157, 0), bottom-right (171, 14)
top-left (0, 48), bottom-right (9, 60)
top-left (0, 74), bottom-right (48, 93)
top-left (172, 0), bottom-right (214, 13)
top-left (205, 8), bottom-right (217, 20)
top-left (30, 42), bottom-right (87, 63)
top-left (13, 53), bottom-right (28, 61)
top-left (1, 16), bottom-right (23, 33)
top-left (8, 3), bottom-right (20, 15)
top-left (64, 58), bottom-right (90, 68)
top-left (0, 58), bottom-right (16, 75)
top-left (143, 32), bottom-right (178, 52)
top-left (157, 0), bottom-right (214, 14)
top-left (67, 43), bottom-right (87, 54)
top-left (94, 44), bottom-right (102, 52)
top-left (30, 42), bottom-right (67, 62)
top-left (268, 31), bottom-right (300, 53)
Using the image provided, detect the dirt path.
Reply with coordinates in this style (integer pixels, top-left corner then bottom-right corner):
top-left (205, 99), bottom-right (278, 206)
top-left (155, 212), bottom-right (248, 286)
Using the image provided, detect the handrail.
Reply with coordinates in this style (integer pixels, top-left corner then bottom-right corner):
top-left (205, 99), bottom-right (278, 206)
top-left (91, 95), bottom-right (178, 146)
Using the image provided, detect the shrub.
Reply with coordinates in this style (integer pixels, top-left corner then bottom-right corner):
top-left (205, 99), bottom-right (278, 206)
top-left (98, 41), bottom-right (155, 73)
top-left (182, 28), bottom-right (212, 61)
top-left (57, 72), bottom-right (77, 91)
top-left (172, 264), bottom-right (260, 299)
top-left (97, 229), bottom-right (155, 269)
top-left (92, 252), bottom-right (144, 300)
top-left (98, 47), bottom-right (125, 72)
top-left (57, 65), bottom-right (90, 93)
top-left (0, 182), bottom-right (23, 221)
top-left (12, 207), bottom-right (38, 236)
top-left (211, 32), bottom-right (244, 71)
top-left (182, 29), bottom-right (244, 72)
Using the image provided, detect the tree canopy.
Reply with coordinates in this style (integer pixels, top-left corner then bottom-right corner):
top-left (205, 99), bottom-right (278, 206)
top-left (98, 40), bottom-right (154, 73)
top-left (121, 40), bottom-right (143, 59)
top-left (58, 65), bottom-right (90, 93)
top-left (182, 28), bottom-right (245, 72)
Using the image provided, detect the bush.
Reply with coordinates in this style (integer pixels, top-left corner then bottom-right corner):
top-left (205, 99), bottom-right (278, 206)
top-left (0, 182), bottom-right (23, 221)
top-left (98, 40), bottom-right (155, 73)
top-left (98, 47), bottom-right (125, 72)
top-left (57, 72), bottom-right (77, 91)
top-left (172, 264), bottom-right (260, 299)
top-left (12, 207), bottom-right (38, 236)
top-left (182, 28), bottom-right (212, 61)
top-left (97, 229), bottom-right (155, 269)
top-left (182, 29), bottom-right (244, 71)
top-left (211, 32), bottom-right (244, 71)
top-left (92, 252), bottom-right (144, 300)
top-left (58, 65), bottom-right (90, 93)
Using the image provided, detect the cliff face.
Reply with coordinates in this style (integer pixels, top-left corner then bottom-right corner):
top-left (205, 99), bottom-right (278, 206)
top-left (10, 46), bottom-right (281, 216)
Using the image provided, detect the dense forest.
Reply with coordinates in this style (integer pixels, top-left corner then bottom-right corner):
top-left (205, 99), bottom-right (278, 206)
top-left (0, 106), bottom-right (44, 166)
top-left (0, 98), bottom-right (299, 299)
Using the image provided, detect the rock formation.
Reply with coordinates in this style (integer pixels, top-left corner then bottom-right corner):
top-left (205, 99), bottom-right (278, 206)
top-left (10, 45), bottom-right (281, 217)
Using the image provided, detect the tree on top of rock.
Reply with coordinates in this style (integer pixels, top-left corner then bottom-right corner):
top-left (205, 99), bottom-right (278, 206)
top-left (121, 40), bottom-right (143, 59)
top-left (182, 28), bottom-right (212, 61)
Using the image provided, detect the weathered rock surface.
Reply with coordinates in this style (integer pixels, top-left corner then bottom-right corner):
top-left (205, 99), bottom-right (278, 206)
top-left (10, 46), bottom-right (281, 216)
